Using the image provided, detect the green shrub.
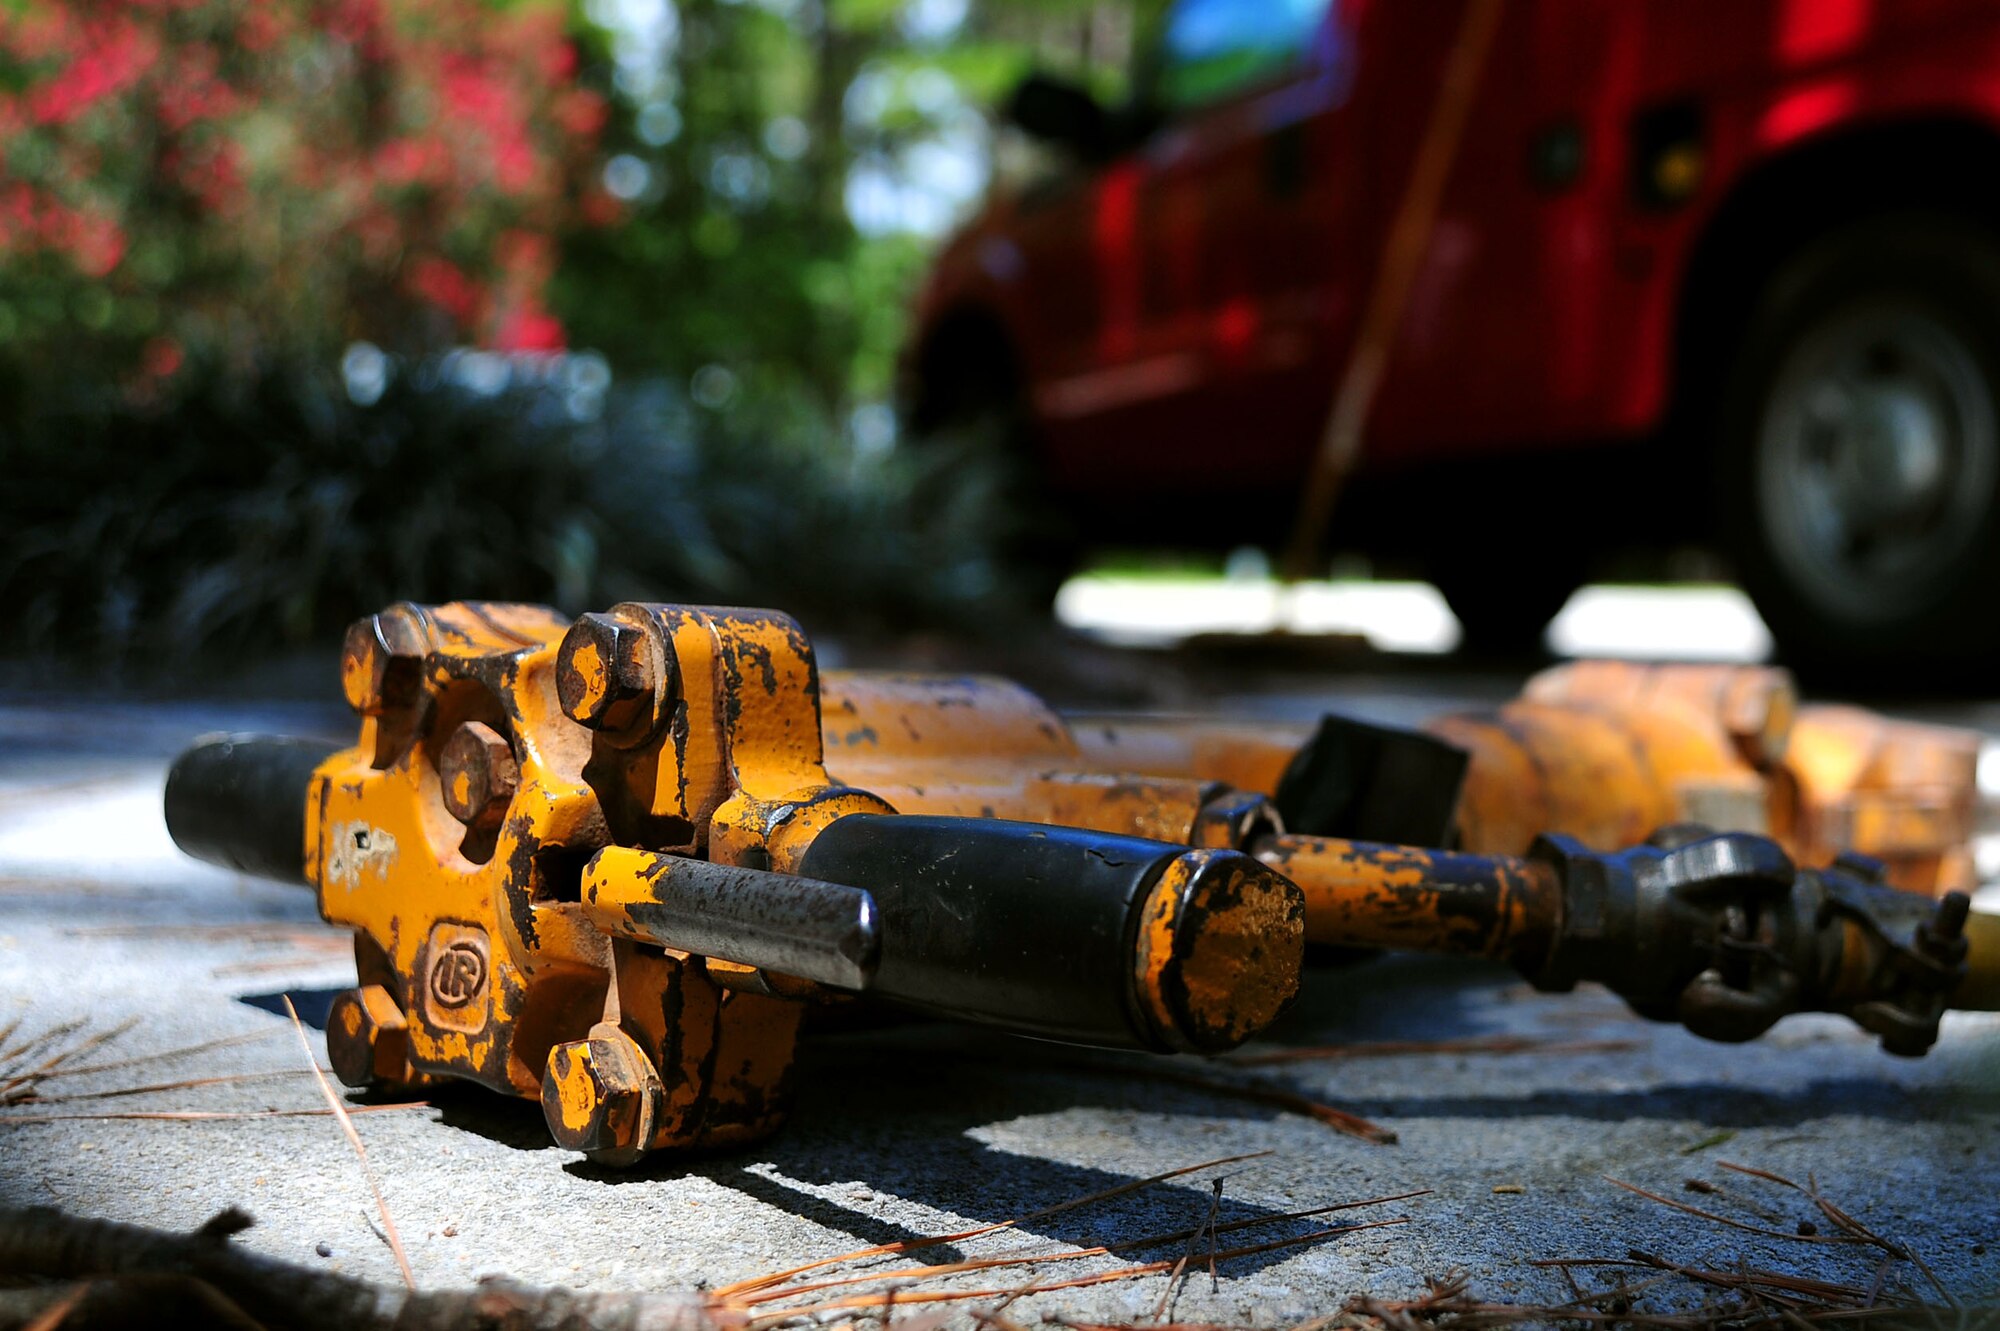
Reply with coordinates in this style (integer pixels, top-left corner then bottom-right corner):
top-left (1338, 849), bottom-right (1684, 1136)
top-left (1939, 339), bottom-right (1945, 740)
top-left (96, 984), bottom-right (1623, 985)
top-left (1, 353), bottom-right (1023, 669)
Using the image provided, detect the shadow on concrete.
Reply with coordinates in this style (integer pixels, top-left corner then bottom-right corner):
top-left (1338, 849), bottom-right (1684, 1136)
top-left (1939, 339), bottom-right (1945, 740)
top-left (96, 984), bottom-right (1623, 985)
top-left (237, 986), bottom-right (346, 1030)
top-left (225, 953), bottom-right (1539, 1273)
top-left (541, 1034), bottom-right (1361, 1271)
top-left (1270, 953), bottom-right (1542, 1043)
top-left (234, 944), bottom-right (1924, 1281)
top-left (429, 1085), bottom-right (570, 1153)
top-left (497, 1007), bottom-right (1437, 1271)
top-left (1344, 1078), bottom-right (1996, 1130)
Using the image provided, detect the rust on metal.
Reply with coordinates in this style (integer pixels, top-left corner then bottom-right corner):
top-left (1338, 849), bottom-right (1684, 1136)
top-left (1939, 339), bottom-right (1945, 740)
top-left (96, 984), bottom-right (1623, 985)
top-left (555, 608), bottom-right (672, 744)
top-left (541, 1022), bottom-right (662, 1166)
top-left (238, 599), bottom-right (1316, 1163)
top-left (439, 721), bottom-right (519, 832)
top-left (325, 983), bottom-right (418, 1091)
top-left (1250, 833), bottom-right (1559, 960)
top-left (582, 848), bottom-right (880, 991)
top-left (819, 672), bottom-right (1217, 844)
top-left (301, 599), bottom-right (859, 1155)
top-left (1132, 849), bottom-right (1305, 1054)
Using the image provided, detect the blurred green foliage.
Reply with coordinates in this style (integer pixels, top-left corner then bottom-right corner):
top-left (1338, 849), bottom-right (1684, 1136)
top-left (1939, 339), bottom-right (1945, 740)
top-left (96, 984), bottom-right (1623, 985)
top-left (556, 0), bottom-right (1153, 414)
top-left (0, 0), bottom-right (1154, 667)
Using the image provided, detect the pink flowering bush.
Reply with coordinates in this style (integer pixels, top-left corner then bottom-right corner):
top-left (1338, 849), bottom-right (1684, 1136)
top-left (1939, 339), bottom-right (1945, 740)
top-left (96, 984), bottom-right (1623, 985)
top-left (0, 0), bottom-right (606, 396)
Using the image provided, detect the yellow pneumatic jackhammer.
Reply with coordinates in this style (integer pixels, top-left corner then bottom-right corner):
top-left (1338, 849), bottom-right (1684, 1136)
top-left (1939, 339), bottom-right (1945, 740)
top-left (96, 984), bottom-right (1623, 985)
top-left (164, 601), bottom-right (1999, 1165)
top-left (1060, 659), bottom-right (1983, 898)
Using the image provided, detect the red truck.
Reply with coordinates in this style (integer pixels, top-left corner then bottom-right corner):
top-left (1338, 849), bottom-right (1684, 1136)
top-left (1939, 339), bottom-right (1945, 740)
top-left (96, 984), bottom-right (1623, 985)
top-left (903, 0), bottom-right (2000, 672)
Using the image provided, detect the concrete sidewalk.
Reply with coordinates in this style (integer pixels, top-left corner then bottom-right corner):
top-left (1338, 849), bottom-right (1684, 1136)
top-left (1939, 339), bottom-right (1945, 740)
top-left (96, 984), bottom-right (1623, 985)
top-left (2, 695), bottom-right (1996, 1323)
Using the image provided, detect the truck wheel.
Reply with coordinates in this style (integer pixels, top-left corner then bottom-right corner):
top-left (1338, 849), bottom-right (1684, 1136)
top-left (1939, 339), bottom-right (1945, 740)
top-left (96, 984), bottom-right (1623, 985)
top-left (1719, 217), bottom-right (2000, 679)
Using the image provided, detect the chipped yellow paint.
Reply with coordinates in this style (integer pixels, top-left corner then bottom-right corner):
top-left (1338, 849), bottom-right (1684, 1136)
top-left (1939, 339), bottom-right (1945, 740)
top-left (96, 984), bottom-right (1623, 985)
top-left (607, 944), bottom-right (723, 1145)
top-left (857, 660), bottom-right (1980, 908)
top-left (1441, 665), bottom-right (1981, 898)
top-left (304, 598), bottom-right (1310, 1160)
top-left (310, 601), bottom-right (602, 1099)
top-left (821, 673), bottom-right (1076, 763)
top-left (1132, 855), bottom-right (1199, 1051)
top-left (1253, 833), bottom-right (1560, 960)
top-left (1069, 716), bottom-right (1309, 799)
top-left (1784, 704), bottom-right (1980, 895)
top-left (322, 820), bottom-right (398, 893)
top-left (565, 635), bottom-right (611, 719)
top-left (818, 673), bottom-right (1215, 843)
top-left (549, 1040), bottom-right (599, 1133)
top-left (305, 599), bottom-right (933, 1157)
top-left (565, 605), bottom-right (898, 1151)
top-left (1131, 850), bottom-right (1304, 1054)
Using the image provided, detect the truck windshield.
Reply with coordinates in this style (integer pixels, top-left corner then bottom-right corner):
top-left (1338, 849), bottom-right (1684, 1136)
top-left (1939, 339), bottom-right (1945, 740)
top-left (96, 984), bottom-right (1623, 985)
top-left (1157, 0), bottom-right (1332, 111)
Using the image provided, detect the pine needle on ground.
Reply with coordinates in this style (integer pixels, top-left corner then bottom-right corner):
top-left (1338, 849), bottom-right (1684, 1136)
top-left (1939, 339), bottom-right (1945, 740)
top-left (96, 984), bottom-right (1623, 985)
top-left (281, 995), bottom-right (415, 1290)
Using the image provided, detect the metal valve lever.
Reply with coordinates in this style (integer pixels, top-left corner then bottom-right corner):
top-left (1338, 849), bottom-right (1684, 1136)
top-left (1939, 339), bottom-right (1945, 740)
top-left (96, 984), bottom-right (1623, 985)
top-left (581, 854), bottom-right (883, 992)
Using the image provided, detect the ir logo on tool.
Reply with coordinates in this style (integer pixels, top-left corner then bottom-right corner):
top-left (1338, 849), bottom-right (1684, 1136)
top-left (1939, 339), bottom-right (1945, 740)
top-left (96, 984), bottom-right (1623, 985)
top-left (429, 942), bottom-right (487, 1008)
top-left (421, 923), bottom-right (491, 1031)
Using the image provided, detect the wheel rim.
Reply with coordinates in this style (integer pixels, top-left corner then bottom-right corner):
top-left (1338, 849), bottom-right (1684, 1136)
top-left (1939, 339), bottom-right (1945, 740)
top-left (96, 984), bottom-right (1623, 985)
top-left (1756, 299), bottom-right (1998, 625)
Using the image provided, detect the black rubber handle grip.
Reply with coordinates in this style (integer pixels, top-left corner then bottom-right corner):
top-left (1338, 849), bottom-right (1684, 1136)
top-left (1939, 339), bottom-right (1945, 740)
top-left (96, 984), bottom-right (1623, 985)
top-left (164, 734), bottom-right (341, 885)
top-left (797, 813), bottom-right (1302, 1053)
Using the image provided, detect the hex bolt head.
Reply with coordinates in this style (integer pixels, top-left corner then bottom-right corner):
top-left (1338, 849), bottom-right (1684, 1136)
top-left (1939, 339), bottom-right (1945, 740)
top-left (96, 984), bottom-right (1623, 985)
top-left (556, 611), bottom-right (668, 740)
top-left (325, 984), bottom-right (411, 1089)
top-left (1134, 850), bottom-right (1304, 1056)
top-left (439, 721), bottom-right (519, 831)
top-left (1192, 788), bottom-right (1282, 850)
top-left (540, 1026), bottom-right (662, 1165)
top-left (341, 606), bottom-right (427, 716)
